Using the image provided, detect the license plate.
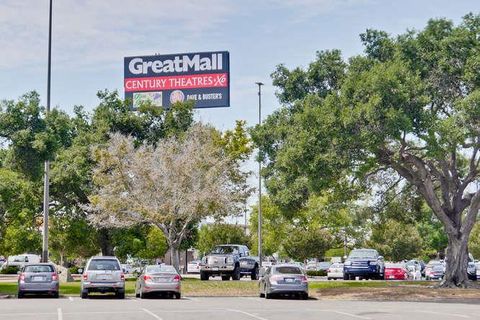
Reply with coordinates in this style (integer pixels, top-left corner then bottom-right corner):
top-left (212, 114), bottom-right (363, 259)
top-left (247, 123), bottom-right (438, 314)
top-left (32, 276), bottom-right (45, 282)
top-left (389, 276), bottom-right (395, 279)
top-left (212, 267), bottom-right (219, 271)
top-left (154, 277), bottom-right (169, 283)
top-left (98, 274), bottom-right (112, 280)
top-left (285, 278), bottom-right (295, 283)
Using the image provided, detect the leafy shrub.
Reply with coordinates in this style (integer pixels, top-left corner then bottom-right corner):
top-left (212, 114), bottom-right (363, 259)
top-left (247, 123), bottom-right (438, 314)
top-left (306, 270), bottom-right (327, 277)
top-left (0, 266), bottom-right (19, 274)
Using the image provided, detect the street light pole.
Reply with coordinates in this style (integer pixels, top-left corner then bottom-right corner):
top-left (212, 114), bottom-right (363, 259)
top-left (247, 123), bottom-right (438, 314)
top-left (255, 82), bottom-right (264, 268)
top-left (42, 0), bottom-right (53, 263)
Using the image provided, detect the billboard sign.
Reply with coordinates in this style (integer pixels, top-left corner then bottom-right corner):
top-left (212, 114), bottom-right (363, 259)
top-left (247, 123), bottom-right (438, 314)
top-left (124, 51), bottom-right (230, 109)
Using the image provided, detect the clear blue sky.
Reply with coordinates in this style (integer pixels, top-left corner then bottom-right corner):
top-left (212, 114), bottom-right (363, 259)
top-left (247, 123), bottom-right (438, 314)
top-left (1, 0), bottom-right (480, 131)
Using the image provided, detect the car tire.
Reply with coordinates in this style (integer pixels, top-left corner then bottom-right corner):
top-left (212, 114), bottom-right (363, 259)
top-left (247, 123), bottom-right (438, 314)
top-left (221, 275), bottom-right (230, 281)
top-left (302, 292), bottom-right (309, 300)
top-left (52, 291), bottom-right (59, 299)
top-left (140, 290), bottom-right (146, 299)
top-left (259, 292), bottom-right (265, 298)
top-left (200, 271), bottom-right (209, 281)
top-left (251, 266), bottom-right (259, 280)
top-left (232, 266), bottom-right (241, 281)
top-left (116, 290), bottom-right (125, 299)
top-left (265, 292), bottom-right (272, 299)
top-left (174, 292), bottom-right (181, 299)
top-left (343, 273), bottom-right (349, 280)
top-left (17, 291), bottom-right (24, 299)
top-left (135, 290), bottom-right (140, 298)
top-left (81, 289), bottom-right (88, 299)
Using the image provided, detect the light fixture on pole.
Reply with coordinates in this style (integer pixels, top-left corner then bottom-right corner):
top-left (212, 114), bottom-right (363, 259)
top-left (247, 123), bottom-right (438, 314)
top-left (255, 82), bottom-right (264, 268)
top-left (42, 0), bottom-right (53, 263)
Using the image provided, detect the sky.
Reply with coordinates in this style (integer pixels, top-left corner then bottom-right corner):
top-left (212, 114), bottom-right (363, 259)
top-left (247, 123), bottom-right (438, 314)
top-left (2, 0), bottom-right (480, 132)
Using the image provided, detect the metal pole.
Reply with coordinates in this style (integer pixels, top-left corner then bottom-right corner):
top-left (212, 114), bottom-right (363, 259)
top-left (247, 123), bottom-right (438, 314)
top-left (255, 82), bottom-right (264, 268)
top-left (42, 0), bottom-right (53, 263)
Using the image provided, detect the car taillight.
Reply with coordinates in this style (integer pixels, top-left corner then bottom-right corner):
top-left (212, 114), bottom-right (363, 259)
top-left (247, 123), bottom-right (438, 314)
top-left (327, 269), bottom-right (331, 273)
top-left (121, 273), bottom-right (125, 281)
top-left (52, 273), bottom-right (58, 281)
top-left (19, 273), bottom-right (25, 281)
top-left (301, 275), bottom-right (308, 283)
top-left (143, 275), bottom-right (152, 281)
top-left (82, 273), bottom-right (88, 281)
top-left (173, 274), bottom-right (181, 282)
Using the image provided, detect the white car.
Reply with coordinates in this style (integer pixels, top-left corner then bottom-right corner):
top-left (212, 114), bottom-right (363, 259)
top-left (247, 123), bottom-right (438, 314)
top-left (187, 260), bottom-right (201, 273)
top-left (327, 263), bottom-right (344, 280)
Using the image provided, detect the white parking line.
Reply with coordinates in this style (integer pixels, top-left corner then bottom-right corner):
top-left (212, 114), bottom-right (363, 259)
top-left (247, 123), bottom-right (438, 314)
top-left (143, 308), bottom-right (163, 320)
top-left (331, 310), bottom-right (372, 320)
top-left (226, 308), bottom-right (269, 320)
top-left (418, 310), bottom-right (470, 318)
top-left (57, 308), bottom-right (63, 320)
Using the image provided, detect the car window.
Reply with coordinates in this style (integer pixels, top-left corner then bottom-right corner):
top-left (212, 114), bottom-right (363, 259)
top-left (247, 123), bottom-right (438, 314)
top-left (348, 250), bottom-right (378, 259)
top-left (331, 263), bottom-right (343, 268)
top-left (24, 265), bottom-right (54, 273)
top-left (88, 259), bottom-right (120, 271)
top-left (274, 266), bottom-right (302, 274)
top-left (146, 265), bottom-right (177, 273)
top-left (211, 246), bottom-right (239, 254)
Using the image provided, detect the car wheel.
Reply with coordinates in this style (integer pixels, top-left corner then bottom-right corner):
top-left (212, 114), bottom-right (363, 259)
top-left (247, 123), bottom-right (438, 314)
top-left (174, 292), bottom-right (181, 299)
top-left (251, 266), bottom-right (259, 280)
top-left (259, 292), bottom-right (265, 298)
top-left (343, 273), bottom-right (349, 280)
top-left (265, 292), bottom-right (272, 299)
top-left (52, 291), bottom-right (59, 299)
top-left (116, 290), bottom-right (125, 299)
top-left (81, 289), bottom-right (88, 299)
top-left (140, 290), bottom-right (146, 299)
top-left (302, 292), bottom-right (309, 300)
top-left (17, 291), bottom-right (24, 299)
top-left (200, 271), bottom-right (209, 281)
top-left (232, 266), bottom-right (241, 281)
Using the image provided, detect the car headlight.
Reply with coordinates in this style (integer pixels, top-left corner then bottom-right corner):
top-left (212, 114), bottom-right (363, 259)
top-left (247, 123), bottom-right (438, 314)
top-left (344, 261), bottom-right (352, 266)
top-left (369, 261), bottom-right (377, 266)
top-left (226, 257), bottom-right (234, 264)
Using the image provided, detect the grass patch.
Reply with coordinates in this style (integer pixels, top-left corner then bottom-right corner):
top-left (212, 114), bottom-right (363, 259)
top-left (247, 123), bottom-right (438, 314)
top-left (309, 280), bottom-right (432, 290)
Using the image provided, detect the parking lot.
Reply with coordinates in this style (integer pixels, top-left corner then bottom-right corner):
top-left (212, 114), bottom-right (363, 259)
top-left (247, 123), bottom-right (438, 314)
top-left (0, 296), bottom-right (479, 320)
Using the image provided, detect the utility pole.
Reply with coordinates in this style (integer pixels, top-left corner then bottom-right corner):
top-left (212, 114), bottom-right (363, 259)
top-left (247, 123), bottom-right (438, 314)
top-left (42, 0), bottom-right (53, 263)
top-left (255, 82), bottom-right (264, 267)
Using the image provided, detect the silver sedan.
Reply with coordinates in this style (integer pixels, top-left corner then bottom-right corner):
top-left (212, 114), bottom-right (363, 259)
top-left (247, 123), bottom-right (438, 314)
top-left (259, 264), bottom-right (308, 299)
top-left (18, 263), bottom-right (59, 298)
top-left (135, 265), bottom-right (181, 299)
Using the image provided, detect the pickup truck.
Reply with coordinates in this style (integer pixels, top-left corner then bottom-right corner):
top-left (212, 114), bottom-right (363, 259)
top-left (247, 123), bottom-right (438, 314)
top-left (200, 244), bottom-right (259, 281)
top-left (343, 248), bottom-right (385, 280)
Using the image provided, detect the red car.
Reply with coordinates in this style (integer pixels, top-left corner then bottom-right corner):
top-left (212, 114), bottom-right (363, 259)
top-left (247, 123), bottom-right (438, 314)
top-left (384, 263), bottom-right (408, 280)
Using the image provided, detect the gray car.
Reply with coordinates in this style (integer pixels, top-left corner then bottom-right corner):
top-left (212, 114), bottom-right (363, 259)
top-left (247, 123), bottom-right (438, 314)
top-left (81, 256), bottom-right (125, 299)
top-left (135, 264), bottom-right (181, 299)
top-left (259, 264), bottom-right (308, 299)
top-left (17, 263), bottom-right (59, 298)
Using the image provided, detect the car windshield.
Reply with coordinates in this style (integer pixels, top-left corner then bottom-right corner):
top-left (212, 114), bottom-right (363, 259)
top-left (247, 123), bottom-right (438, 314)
top-left (385, 263), bottom-right (404, 268)
top-left (331, 263), bottom-right (343, 268)
top-left (318, 262), bottom-right (331, 268)
top-left (88, 259), bottom-right (120, 271)
top-left (146, 265), bottom-right (177, 274)
top-left (348, 250), bottom-right (377, 259)
top-left (24, 265), bottom-right (54, 273)
top-left (274, 266), bottom-right (302, 274)
top-left (210, 246), bottom-right (239, 254)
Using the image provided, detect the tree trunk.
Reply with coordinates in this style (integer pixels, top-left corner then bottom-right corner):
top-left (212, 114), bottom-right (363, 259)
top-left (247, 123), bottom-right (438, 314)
top-left (98, 228), bottom-right (114, 256)
top-left (170, 245), bottom-right (180, 272)
top-left (441, 232), bottom-right (469, 288)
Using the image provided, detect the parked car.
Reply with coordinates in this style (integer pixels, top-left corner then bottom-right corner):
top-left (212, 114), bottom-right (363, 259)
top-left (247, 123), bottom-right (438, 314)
top-left (135, 264), bottom-right (181, 299)
top-left (200, 244), bottom-right (259, 281)
top-left (384, 263), bottom-right (408, 280)
top-left (4, 254), bottom-right (41, 270)
top-left (425, 260), bottom-right (445, 280)
top-left (121, 264), bottom-right (133, 274)
top-left (306, 261), bottom-right (318, 271)
top-left (259, 264), bottom-right (308, 299)
top-left (317, 261), bottom-right (332, 272)
top-left (327, 263), bottom-right (344, 280)
top-left (187, 260), bottom-right (201, 274)
top-left (17, 263), bottom-right (59, 298)
top-left (343, 249), bottom-right (385, 280)
top-left (468, 254), bottom-right (477, 281)
top-left (80, 256), bottom-right (125, 299)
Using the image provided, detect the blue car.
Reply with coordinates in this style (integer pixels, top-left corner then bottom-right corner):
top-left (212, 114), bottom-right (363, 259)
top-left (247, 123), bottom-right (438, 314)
top-left (343, 249), bottom-right (385, 280)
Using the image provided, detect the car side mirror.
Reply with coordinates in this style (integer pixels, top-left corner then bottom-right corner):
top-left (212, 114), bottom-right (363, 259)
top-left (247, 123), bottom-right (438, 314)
top-left (78, 268), bottom-right (83, 274)
top-left (378, 256), bottom-right (384, 261)
top-left (58, 270), bottom-right (62, 274)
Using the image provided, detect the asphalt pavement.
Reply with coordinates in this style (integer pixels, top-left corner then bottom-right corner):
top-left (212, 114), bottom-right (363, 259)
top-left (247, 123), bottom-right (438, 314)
top-left (0, 296), bottom-right (478, 320)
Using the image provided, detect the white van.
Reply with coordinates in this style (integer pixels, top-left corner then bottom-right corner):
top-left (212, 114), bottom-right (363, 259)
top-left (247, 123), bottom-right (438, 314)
top-left (4, 254), bottom-right (41, 268)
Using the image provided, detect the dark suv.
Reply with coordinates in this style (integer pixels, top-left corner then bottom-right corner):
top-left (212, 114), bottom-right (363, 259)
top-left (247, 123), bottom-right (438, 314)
top-left (343, 249), bottom-right (384, 280)
top-left (200, 245), bottom-right (259, 281)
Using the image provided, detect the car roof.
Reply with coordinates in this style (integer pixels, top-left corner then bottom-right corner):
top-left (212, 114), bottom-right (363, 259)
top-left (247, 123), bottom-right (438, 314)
top-left (90, 256), bottom-right (118, 260)
top-left (23, 263), bottom-right (55, 266)
top-left (273, 263), bottom-right (304, 269)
